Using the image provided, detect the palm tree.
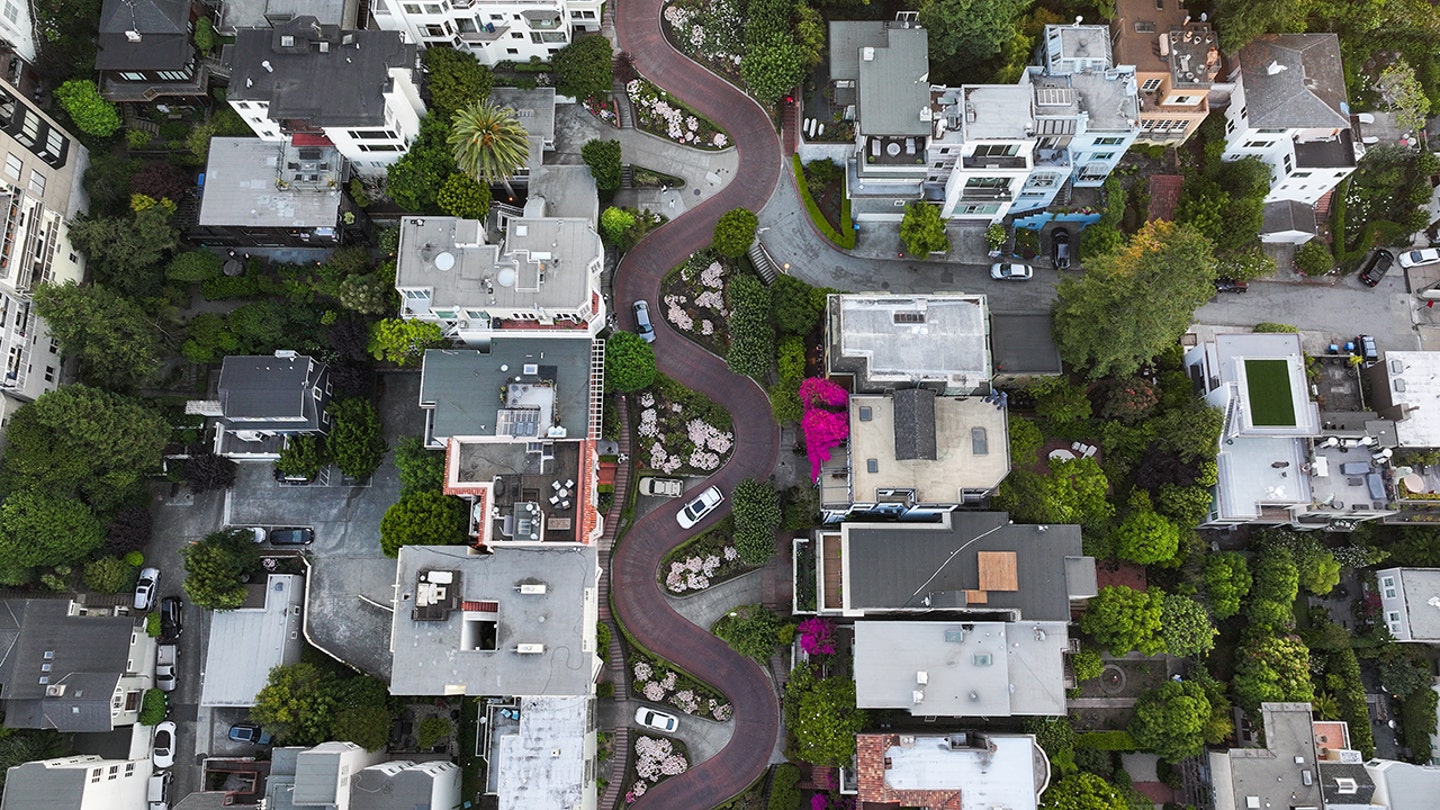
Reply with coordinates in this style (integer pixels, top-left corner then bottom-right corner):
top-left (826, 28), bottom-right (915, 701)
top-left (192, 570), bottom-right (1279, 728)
top-left (448, 101), bottom-right (531, 196)
top-left (1310, 692), bottom-right (1340, 721)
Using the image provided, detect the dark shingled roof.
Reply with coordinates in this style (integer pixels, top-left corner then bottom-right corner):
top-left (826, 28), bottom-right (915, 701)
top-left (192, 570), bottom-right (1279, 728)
top-left (891, 388), bottom-right (936, 460)
top-left (227, 17), bottom-right (415, 128)
top-left (990, 313), bottom-right (1062, 376)
top-left (1319, 762), bottom-right (1376, 805)
top-left (0, 600), bottom-right (135, 732)
top-left (217, 354), bottom-right (328, 431)
top-left (845, 513), bottom-right (1094, 621)
top-left (1236, 34), bottom-right (1350, 130)
top-left (96, 0), bottom-right (192, 71)
top-left (1261, 200), bottom-right (1317, 236)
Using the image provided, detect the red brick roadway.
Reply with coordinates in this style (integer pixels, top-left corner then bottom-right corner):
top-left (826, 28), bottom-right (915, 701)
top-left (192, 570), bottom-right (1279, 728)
top-left (612, 1), bottom-right (786, 807)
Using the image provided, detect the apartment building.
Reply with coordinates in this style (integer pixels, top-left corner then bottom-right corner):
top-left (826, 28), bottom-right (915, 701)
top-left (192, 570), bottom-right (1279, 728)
top-left (369, 0), bottom-right (602, 65)
top-left (1222, 34), bottom-right (1359, 206)
top-left (1109, 0), bottom-right (1222, 145)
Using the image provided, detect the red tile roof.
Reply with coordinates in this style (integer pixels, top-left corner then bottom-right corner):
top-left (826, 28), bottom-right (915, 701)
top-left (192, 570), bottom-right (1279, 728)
top-left (1147, 175), bottom-right (1184, 222)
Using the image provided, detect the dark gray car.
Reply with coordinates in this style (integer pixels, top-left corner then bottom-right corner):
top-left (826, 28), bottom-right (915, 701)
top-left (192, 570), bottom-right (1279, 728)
top-left (268, 527), bottom-right (314, 546)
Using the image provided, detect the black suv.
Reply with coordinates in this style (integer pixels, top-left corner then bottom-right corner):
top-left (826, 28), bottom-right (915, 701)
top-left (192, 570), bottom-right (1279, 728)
top-left (269, 527), bottom-right (315, 546)
top-left (1214, 277), bottom-right (1249, 293)
top-left (1359, 249), bottom-right (1395, 287)
top-left (159, 596), bottom-right (183, 640)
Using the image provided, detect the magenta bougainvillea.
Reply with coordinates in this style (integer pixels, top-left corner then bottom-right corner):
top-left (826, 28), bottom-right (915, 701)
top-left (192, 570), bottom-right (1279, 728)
top-left (797, 618), bottom-right (837, 656)
top-left (799, 378), bottom-right (849, 481)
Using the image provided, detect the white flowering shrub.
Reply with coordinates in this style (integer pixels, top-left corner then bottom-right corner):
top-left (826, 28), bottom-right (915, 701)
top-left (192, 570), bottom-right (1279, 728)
top-left (630, 734), bottom-right (689, 801)
top-left (629, 655), bottom-right (733, 720)
top-left (626, 78), bottom-right (729, 148)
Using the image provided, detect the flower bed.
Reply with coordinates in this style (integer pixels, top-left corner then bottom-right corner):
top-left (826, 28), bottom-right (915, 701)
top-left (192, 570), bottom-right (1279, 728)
top-left (631, 657), bottom-right (733, 720)
top-left (660, 252), bottom-right (741, 356)
top-left (583, 95), bottom-right (620, 127)
top-left (658, 518), bottom-right (755, 594)
top-left (627, 78), bottom-right (729, 149)
top-left (626, 735), bottom-right (690, 803)
top-left (636, 377), bottom-right (733, 476)
top-left (661, 0), bottom-right (744, 82)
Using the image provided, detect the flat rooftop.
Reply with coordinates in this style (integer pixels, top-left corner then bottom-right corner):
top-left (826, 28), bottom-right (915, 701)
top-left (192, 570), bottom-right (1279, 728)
top-left (857, 733), bottom-right (1048, 810)
top-left (1211, 703), bottom-right (1322, 810)
top-left (199, 138), bottom-right (344, 229)
top-left (856, 25), bottom-right (931, 137)
top-left (489, 88), bottom-right (556, 146)
top-left (389, 544), bottom-right (597, 697)
top-left (200, 575), bottom-right (304, 707)
top-left (961, 85), bottom-right (1035, 140)
top-left (493, 696), bottom-right (589, 810)
top-left (1395, 568), bottom-right (1440, 640)
top-left (419, 340), bottom-right (593, 442)
top-left (854, 620), bottom-right (1070, 717)
top-left (844, 394), bottom-right (1009, 504)
top-left (828, 294), bottom-right (990, 392)
top-left (1211, 333), bottom-right (1319, 436)
top-left (1213, 435), bottom-right (1310, 521)
top-left (1382, 352), bottom-right (1440, 447)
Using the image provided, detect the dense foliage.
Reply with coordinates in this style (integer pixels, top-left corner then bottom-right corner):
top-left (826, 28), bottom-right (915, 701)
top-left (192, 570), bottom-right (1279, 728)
top-left (380, 491), bottom-right (469, 556)
top-left (731, 478), bottom-right (781, 565)
top-left (899, 202), bottom-right (950, 256)
top-left (725, 275), bottom-right (774, 378)
top-left (605, 331), bottom-right (658, 392)
top-left (182, 528), bottom-right (262, 610)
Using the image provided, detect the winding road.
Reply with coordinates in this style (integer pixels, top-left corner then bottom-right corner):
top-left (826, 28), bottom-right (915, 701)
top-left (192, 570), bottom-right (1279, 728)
top-left (610, 0), bottom-right (786, 806)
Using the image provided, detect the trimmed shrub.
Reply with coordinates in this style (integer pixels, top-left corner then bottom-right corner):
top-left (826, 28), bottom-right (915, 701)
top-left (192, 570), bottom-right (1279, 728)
top-left (138, 689), bottom-right (167, 725)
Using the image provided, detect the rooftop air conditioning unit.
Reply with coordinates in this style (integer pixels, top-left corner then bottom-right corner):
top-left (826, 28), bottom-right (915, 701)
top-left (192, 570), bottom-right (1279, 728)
top-left (519, 584), bottom-right (547, 595)
top-left (516, 643), bottom-right (545, 654)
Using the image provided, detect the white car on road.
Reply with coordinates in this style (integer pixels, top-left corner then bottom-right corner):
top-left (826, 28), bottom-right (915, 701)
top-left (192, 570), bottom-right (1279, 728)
top-left (990, 262), bottom-right (1034, 281)
top-left (1398, 248), bottom-right (1440, 269)
top-left (635, 707), bottom-right (680, 733)
top-left (152, 721), bottom-right (177, 769)
top-left (676, 485), bottom-right (724, 529)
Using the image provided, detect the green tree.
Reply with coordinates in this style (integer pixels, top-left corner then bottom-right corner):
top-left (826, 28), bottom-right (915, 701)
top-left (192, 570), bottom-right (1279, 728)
top-left (1161, 593), bottom-right (1216, 658)
top-left (251, 663), bottom-right (340, 745)
top-left (919, 0), bottom-right (1029, 75)
top-left (604, 331), bottom-right (658, 392)
top-left (741, 34), bottom-right (806, 105)
top-left (1233, 635), bottom-right (1313, 710)
top-left (394, 436), bottom-right (446, 496)
top-left (326, 398), bottom-right (387, 479)
top-left (67, 207), bottom-right (179, 299)
top-left (1039, 457), bottom-right (1115, 532)
top-left (1379, 645), bottom-right (1433, 698)
top-left (369, 318), bottom-right (445, 367)
top-left (1130, 681), bottom-right (1211, 762)
top-left (784, 665), bottom-right (868, 766)
top-left (386, 115), bottom-right (456, 212)
top-left (712, 208), bottom-right (759, 258)
top-left (725, 276), bottom-right (775, 378)
top-left (768, 763), bottom-right (801, 810)
top-left (1053, 220), bottom-right (1216, 379)
top-left (899, 202), bottom-right (950, 256)
top-left (1155, 483), bottom-right (1214, 528)
top-left (1079, 586), bottom-right (1165, 656)
top-left (0, 492), bottom-right (104, 573)
top-left (435, 172), bottom-right (492, 220)
top-left (181, 528), bottom-right (262, 610)
top-left (1293, 240), bottom-right (1334, 276)
top-left (166, 250), bottom-right (224, 282)
top-left (84, 555), bottom-right (137, 593)
top-left (732, 478), bottom-right (781, 565)
top-left (551, 35), bottom-right (613, 100)
top-left (1072, 648), bottom-right (1104, 683)
top-left (1391, 526), bottom-right (1440, 567)
top-left (380, 490), bottom-right (469, 556)
top-left (769, 274), bottom-right (820, 337)
top-left (193, 17), bottom-right (216, 52)
top-left (714, 604), bottom-right (786, 660)
top-left (1213, 0), bottom-right (1313, 53)
top-left (1113, 506), bottom-right (1182, 565)
top-left (0, 730), bottom-right (68, 794)
top-left (1041, 773), bottom-right (1128, 810)
top-left (450, 101), bottom-right (530, 194)
top-left (1030, 377), bottom-right (1092, 427)
top-left (599, 206), bottom-right (636, 245)
top-left (581, 139), bottom-right (623, 191)
top-left (276, 435), bottom-right (326, 481)
top-left (0, 385), bottom-right (169, 514)
top-left (138, 689), bottom-right (167, 725)
top-left (337, 270), bottom-right (397, 316)
top-left (32, 282), bottom-right (164, 392)
top-left (422, 46), bottom-right (494, 115)
top-left (1378, 58), bottom-right (1431, 133)
top-left (54, 79), bottom-right (121, 137)
top-left (1009, 416), bottom-right (1044, 466)
top-left (1203, 551), bottom-right (1251, 620)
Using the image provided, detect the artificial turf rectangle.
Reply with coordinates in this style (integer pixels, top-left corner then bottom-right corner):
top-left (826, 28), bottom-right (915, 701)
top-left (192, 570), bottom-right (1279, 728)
top-left (1244, 358), bottom-right (1297, 426)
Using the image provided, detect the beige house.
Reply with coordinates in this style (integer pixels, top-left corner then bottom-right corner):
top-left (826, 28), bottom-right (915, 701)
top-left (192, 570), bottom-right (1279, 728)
top-left (1109, 0), bottom-right (1222, 145)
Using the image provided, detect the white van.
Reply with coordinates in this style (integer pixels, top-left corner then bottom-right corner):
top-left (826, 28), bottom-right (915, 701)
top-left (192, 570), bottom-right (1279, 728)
top-left (148, 770), bottom-right (172, 810)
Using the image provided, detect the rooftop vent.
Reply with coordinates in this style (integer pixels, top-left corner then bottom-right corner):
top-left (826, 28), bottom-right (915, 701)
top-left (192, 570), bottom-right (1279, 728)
top-left (44, 684), bottom-right (66, 697)
top-left (862, 47), bottom-right (875, 61)
top-left (523, 363), bottom-right (538, 375)
top-left (518, 583), bottom-right (547, 595)
top-left (516, 643), bottom-right (545, 654)
top-left (125, 30), bottom-right (142, 43)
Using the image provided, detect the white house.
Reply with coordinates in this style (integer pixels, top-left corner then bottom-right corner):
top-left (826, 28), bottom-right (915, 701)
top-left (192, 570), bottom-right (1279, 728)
top-left (227, 17), bottom-right (426, 177)
top-left (369, 0), bottom-right (602, 65)
top-left (0, 0), bottom-right (35, 61)
top-left (1, 755), bottom-right (152, 810)
top-left (1222, 34), bottom-right (1359, 206)
top-left (1374, 568), bottom-right (1440, 643)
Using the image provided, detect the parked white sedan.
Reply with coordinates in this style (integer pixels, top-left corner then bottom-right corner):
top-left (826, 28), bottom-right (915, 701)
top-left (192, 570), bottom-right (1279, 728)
top-left (990, 262), bottom-right (1034, 281)
top-left (152, 721), bottom-right (177, 770)
top-left (635, 707), bottom-right (680, 733)
top-left (1398, 247), bottom-right (1440, 269)
top-left (676, 486), bottom-right (724, 529)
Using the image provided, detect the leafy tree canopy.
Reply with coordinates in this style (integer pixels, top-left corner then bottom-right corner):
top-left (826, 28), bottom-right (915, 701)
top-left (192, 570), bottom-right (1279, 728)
top-left (182, 528), bottom-right (262, 610)
top-left (54, 79), bottom-right (122, 137)
top-left (900, 202), bottom-right (950, 256)
top-left (1161, 593), bottom-right (1217, 658)
top-left (422, 46), bottom-right (494, 115)
top-left (369, 318), bottom-right (445, 367)
top-left (732, 478), bottom-right (781, 565)
top-left (713, 208), bottom-right (759, 258)
top-left (0, 491), bottom-right (104, 573)
top-left (326, 398), bottom-right (387, 480)
top-left (1113, 506), bottom-right (1182, 565)
top-left (1053, 220), bottom-right (1216, 379)
top-left (605, 330), bottom-right (658, 392)
top-left (394, 436), bottom-right (446, 496)
top-left (581, 139), bottom-right (623, 192)
top-left (784, 665), bottom-right (868, 766)
top-left (1233, 635), bottom-right (1313, 710)
top-left (32, 282), bottom-right (164, 392)
top-left (380, 490), bottom-right (469, 556)
top-left (1079, 586), bottom-right (1165, 656)
top-left (1204, 551), bottom-right (1252, 621)
top-left (714, 604), bottom-right (787, 660)
top-left (920, 0), bottom-right (1029, 77)
top-left (769, 274), bottom-right (821, 337)
top-left (435, 172), bottom-right (492, 220)
top-left (741, 33), bottom-right (806, 105)
top-left (1041, 773), bottom-right (1128, 810)
top-left (552, 35), bottom-right (614, 100)
top-left (385, 115), bottom-right (456, 212)
top-left (67, 206), bottom-right (179, 299)
top-left (1130, 681), bottom-right (1211, 762)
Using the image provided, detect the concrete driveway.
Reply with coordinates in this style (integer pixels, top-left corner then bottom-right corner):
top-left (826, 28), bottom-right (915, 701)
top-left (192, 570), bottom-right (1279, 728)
top-left (1195, 272), bottom-right (1420, 355)
top-left (222, 371), bottom-right (424, 679)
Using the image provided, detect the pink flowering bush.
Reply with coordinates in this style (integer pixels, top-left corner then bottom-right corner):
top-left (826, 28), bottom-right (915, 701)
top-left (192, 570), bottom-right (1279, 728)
top-left (800, 377), bottom-right (849, 409)
top-left (797, 618), bottom-right (837, 656)
top-left (800, 378), bottom-right (850, 480)
top-left (813, 796), bottom-right (829, 810)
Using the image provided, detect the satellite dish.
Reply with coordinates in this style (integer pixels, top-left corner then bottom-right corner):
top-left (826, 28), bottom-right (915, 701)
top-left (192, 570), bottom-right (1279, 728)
top-left (435, 251), bottom-right (455, 271)
top-left (497, 268), bottom-right (517, 287)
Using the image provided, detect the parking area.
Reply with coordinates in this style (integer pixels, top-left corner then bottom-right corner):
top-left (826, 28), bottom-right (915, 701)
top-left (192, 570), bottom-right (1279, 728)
top-left (223, 370), bottom-right (423, 679)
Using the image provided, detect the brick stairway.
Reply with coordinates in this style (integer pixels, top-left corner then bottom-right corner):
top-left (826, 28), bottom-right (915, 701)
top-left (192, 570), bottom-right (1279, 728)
top-left (597, 394), bottom-right (633, 810)
top-left (599, 726), bottom-right (632, 810)
top-left (782, 98), bottom-right (799, 156)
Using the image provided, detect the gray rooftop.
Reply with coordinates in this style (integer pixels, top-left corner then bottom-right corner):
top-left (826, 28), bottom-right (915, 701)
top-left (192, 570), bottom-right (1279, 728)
top-left (96, 0), bottom-right (190, 71)
top-left (990, 313), bottom-right (1063, 376)
top-left (227, 18), bottom-right (415, 128)
top-left (962, 85), bottom-right (1035, 140)
top-left (394, 214), bottom-right (601, 315)
top-left (199, 575), bottom-right (304, 707)
top-left (528, 164), bottom-right (600, 221)
top-left (853, 620), bottom-right (1070, 717)
top-left (841, 512), bottom-right (1095, 620)
top-left (1211, 703), bottom-right (1322, 810)
top-left (389, 545), bottom-right (597, 697)
top-left (1236, 34), bottom-right (1351, 130)
top-left (217, 353), bottom-right (328, 431)
top-left (214, 0), bottom-right (359, 34)
top-left (1367, 760), bottom-right (1440, 810)
top-left (891, 388), bottom-right (937, 460)
top-left (199, 138), bottom-right (346, 229)
top-left (1045, 25), bottom-right (1113, 71)
top-left (350, 761), bottom-right (460, 810)
top-left (1261, 200), bottom-right (1316, 236)
top-left (0, 600), bottom-right (134, 732)
top-left (1318, 761), bottom-right (1375, 805)
top-left (1397, 568), bottom-right (1440, 641)
top-left (828, 294), bottom-right (991, 393)
top-left (1, 757), bottom-right (145, 810)
top-left (495, 696), bottom-right (591, 810)
top-left (419, 340), bottom-right (593, 442)
top-left (853, 25), bottom-right (931, 137)
top-left (1030, 69), bottom-right (1138, 133)
top-left (828, 22), bottom-right (888, 83)
top-left (490, 88), bottom-right (557, 146)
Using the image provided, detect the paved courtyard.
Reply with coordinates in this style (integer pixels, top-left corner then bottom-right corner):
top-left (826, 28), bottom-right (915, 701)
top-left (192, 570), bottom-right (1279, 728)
top-left (223, 370), bottom-right (425, 679)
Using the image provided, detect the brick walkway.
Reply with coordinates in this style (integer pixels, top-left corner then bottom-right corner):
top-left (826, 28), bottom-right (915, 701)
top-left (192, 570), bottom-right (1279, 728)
top-left (597, 394), bottom-right (632, 810)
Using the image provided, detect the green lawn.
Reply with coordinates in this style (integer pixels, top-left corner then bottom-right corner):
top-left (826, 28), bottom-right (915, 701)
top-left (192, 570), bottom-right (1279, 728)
top-left (1245, 359), bottom-right (1297, 426)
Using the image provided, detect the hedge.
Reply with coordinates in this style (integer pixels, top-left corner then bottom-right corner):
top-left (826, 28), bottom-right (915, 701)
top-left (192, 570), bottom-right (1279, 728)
top-left (768, 763), bottom-right (801, 810)
top-left (138, 689), bottom-right (167, 725)
top-left (791, 155), bottom-right (855, 249)
top-left (1075, 730), bottom-right (1138, 751)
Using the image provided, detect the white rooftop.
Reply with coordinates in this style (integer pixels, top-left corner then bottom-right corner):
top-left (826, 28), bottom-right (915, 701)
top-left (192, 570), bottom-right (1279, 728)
top-left (495, 696), bottom-right (590, 810)
top-left (1213, 434), bottom-right (1311, 521)
top-left (200, 575), bottom-right (304, 707)
top-left (886, 734), bottom-right (1044, 810)
top-left (832, 294), bottom-right (991, 390)
top-left (1382, 351), bottom-right (1440, 448)
top-left (962, 85), bottom-right (1035, 140)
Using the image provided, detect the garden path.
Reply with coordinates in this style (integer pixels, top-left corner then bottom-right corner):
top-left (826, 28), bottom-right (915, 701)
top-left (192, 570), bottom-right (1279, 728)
top-left (610, 0), bottom-right (786, 806)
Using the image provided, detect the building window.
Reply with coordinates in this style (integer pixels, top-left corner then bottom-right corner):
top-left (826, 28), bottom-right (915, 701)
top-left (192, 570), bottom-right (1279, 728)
top-left (507, 47), bottom-right (519, 54)
top-left (1140, 78), bottom-right (1162, 92)
top-left (1094, 136), bottom-right (1124, 145)
top-left (1243, 140), bottom-right (1271, 149)
top-left (27, 170), bottom-right (43, 196)
top-left (43, 129), bottom-right (64, 158)
top-left (1172, 120), bottom-right (1190, 132)
top-left (119, 71), bottom-right (146, 81)
top-left (1166, 95), bottom-right (1198, 105)
top-left (973, 143), bottom-right (1019, 158)
top-left (2, 2), bottom-right (18, 24)
top-left (403, 3), bottom-right (422, 12)
top-left (423, 24), bottom-right (446, 37)
top-left (511, 32), bottom-right (523, 38)
top-left (3, 153), bottom-right (19, 180)
top-left (1092, 152), bottom-right (1115, 161)
top-left (1383, 576), bottom-right (1397, 598)
top-left (1389, 610), bottom-right (1402, 624)
top-left (43, 366), bottom-right (53, 383)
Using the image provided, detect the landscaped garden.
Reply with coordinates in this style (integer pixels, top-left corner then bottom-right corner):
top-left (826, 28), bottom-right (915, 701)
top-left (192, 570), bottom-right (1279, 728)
top-left (626, 734), bottom-right (690, 802)
top-left (661, 252), bottom-right (736, 355)
top-left (630, 658), bottom-right (733, 721)
top-left (662, 0), bottom-right (745, 81)
top-left (627, 78), bottom-right (730, 149)
top-left (635, 378), bottom-right (734, 476)
top-left (658, 517), bottom-right (752, 594)
top-left (793, 156), bottom-right (855, 249)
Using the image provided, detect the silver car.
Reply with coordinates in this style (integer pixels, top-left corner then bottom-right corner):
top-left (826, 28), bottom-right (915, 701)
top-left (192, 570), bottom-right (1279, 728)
top-left (990, 262), bottom-right (1034, 281)
top-left (633, 300), bottom-right (655, 343)
top-left (133, 568), bottom-right (160, 610)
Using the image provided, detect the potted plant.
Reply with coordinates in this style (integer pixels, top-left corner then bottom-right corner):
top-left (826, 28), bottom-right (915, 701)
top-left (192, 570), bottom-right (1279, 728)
top-left (985, 223), bottom-right (1007, 257)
